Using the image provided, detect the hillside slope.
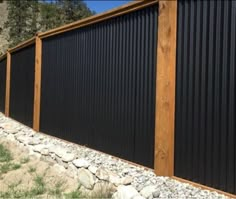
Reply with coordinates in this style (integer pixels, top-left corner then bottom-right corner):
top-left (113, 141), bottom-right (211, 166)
top-left (0, 1), bottom-right (8, 55)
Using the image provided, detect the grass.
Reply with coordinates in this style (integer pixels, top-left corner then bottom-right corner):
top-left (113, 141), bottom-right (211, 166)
top-left (20, 157), bottom-right (30, 164)
top-left (28, 166), bottom-right (36, 173)
top-left (0, 143), bottom-right (114, 199)
top-left (30, 174), bottom-right (47, 195)
top-left (0, 144), bottom-right (12, 162)
top-left (0, 162), bottom-right (21, 174)
top-left (89, 183), bottom-right (114, 198)
top-left (49, 180), bottom-right (66, 198)
top-left (65, 190), bottom-right (83, 199)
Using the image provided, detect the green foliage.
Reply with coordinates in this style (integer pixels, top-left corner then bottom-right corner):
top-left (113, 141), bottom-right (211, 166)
top-left (58, 0), bottom-right (94, 24)
top-left (5, 0), bottom-right (95, 47)
top-left (28, 166), bottom-right (36, 173)
top-left (48, 179), bottom-right (66, 198)
top-left (0, 162), bottom-right (21, 174)
top-left (31, 175), bottom-right (46, 195)
top-left (4, 0), bottom-right (36, 47)
top-left (65, 190), bottom-right (82, 199)
top-left (0, 144), bottom-right (12, 162)
top-left (39, 0), bottom-right (63, 32)
top-left (20, 157), bottom-right (30, 164)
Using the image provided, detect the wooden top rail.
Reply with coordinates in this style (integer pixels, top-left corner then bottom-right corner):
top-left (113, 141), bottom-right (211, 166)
top-left (0, 53), bottom-right (7, 61)
top-left (1, 0), bottom-right (159, 53)
top-left (38, 0), bottom-right (159, 39)
top-left (8, 37), bottom-right (36, 54)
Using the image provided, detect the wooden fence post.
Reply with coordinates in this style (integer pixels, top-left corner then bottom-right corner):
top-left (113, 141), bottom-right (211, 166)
top-left (5, 51), bottom-right (11, 117)
top-left (33, 36), bottom-right (42, 131)
top-left (154, 0), bottom-right (177, 176)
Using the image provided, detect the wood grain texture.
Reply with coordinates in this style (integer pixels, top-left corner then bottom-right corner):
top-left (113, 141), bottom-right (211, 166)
top-left (8, 37), bottom-right (35, 54)
top-left (154, 0), bottom-right (177, 176)
top-left (33, 36), bottom-right (42, 131)
top-left (38, 0), bottom-right (158, 39)
top-left (5, 51), bottom-right (11, 117)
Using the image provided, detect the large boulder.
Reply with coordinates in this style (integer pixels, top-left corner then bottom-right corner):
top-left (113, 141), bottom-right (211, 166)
top-left (77, 168), bottom-right (95, 190)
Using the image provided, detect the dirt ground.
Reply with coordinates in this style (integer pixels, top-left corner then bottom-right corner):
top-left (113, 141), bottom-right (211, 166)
top-left (0, 138), bottom-right (79, 198)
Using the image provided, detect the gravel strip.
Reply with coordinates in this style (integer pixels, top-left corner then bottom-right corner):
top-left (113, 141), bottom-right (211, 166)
top-left (0, 113), bottom-right (232, 199)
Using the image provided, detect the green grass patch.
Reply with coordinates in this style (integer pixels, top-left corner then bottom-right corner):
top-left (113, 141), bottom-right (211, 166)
top-left (0, 144), bottom-right (12, 162)
top-left (28, 166), bottom-right (36, 173)
top-left (0, 162), bottom-right (21, 174)
top-left (65, 190), bottom-right (83, 199)
top-left (49, 180), bottom-right (66, 198)
top-left (20, 157), bottom-right (30, 164)
top-left (30, 174), bottom-right (46, 195)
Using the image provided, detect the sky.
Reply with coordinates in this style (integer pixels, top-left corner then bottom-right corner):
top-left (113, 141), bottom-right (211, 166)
top-left (84, 1), bottom-right (132, 14)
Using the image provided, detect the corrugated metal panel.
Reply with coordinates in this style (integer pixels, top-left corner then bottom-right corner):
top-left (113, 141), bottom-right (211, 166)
top-left (10, 44), bottom-right (35, 127)
top-left (0, 58), bottom-right (6, 113)
top-left (40, 4), bottom-right (158, 168)
top-left (175, 0), bottom-right (236, 194)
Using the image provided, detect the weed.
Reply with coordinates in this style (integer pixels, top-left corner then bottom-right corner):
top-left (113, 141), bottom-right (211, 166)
top-left (90, 182), bottom-right (114, 198)
top-left (30, 174), bottom-right (46, 195)
top-left (11, 163), bottom-right (21, 170)
top-left (20, 157), bottom-right (30, 164)
top-left (0, 162), bottom-right (21, 174)
top-left (0, 144), bottom-right (12, 162)
top-left (28, 166), bottom-right (36, 173)
top-left (0, 180), bottom-right (32, 199)
top-left (65, 190), bottom-right (82, 199)
top-left (49, 179), bottom-right (66, 198)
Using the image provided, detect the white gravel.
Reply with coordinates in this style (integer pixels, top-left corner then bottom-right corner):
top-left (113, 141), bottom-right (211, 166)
top-left (0, 112), bottom-right (232, 199)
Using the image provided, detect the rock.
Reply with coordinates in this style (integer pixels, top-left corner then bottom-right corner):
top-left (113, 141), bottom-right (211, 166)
top-left (49, 146), bottom-right (66, 157)
top-left (140, 185), bottom-right (157, 198)
top-left (5, 128), bottom-right (18, 134)
top-left (33, 144), bottom-right (47, 153)
top-left (6, 134), bottom-right (15, 141)
top-left (152, 190), bottom-right (160, 198)
top-left (95, 168), bottom-right (109, 181)
top-left (40, 155), bottom-right (55, 165)
top-left (61, 153), bottom-right (75, 162)
top-left (1, 123), bottom-right (17, 134)
top-left (73, 158), bottom-right (89, 168)
top-left (53, 164), bottom-right (67, 174)
top-left (77, 168), bottom-right (95, 190)
top-left (41, 148), bottom-right (49, 156)
top-left (28, 138), bottom-right (41, 145)
top-left (88, 165), bottom-right (98, 174)
top-left (112, 185), bottom-right (141, 199)
top-left (121, 176), bottom-right (133, 185)
top-left (108, 172), bottom-right (122, 185)
top-left (16, 135), bottom-right (28, 143)
top-left (133, 196), bottom-right (146, 199)
top-left (55, 156), bottom-right (68, 169)
top-left (67, 163), bottom-right (78, 179)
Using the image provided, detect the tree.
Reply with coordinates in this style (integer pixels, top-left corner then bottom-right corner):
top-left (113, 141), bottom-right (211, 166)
top-left (4, 0), bottom-right (38, 47)
top-left (39, 0), bottom-right (63, 32)
top-left (28, 0), bottom-right (40, 36)
top-left (59, 0), bottom-right (94, 24)
top-left (4, 0), bottom-right (95, 47)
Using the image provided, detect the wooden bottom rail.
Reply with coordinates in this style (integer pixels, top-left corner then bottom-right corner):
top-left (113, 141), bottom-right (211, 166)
top-left (172, 176), bottom-right (236, 199)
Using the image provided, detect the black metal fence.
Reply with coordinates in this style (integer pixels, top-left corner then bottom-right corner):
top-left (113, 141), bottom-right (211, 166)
top-left (175, 0), bottom-right (236, 194)
top-left (10, 44), bottom-right (35, 127)
top-left (40, 5), bottom-right (158, 168)
top-left (0, 58), bottom-right (6, 113)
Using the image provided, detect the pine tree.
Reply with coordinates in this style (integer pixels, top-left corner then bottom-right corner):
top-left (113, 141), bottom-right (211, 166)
top-left (5, 0), bottom-right (33, 47)
top-left (39, 0), bottom-right (64, 31)
top-left (29, 0), bottom-right (40, 36)
top-left (59, 0), bottom-right (94, 24)
top-left (5, 0), bottom-right (95, 47)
